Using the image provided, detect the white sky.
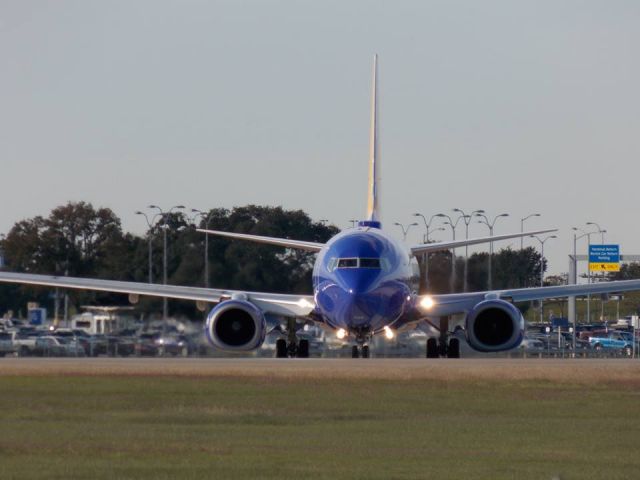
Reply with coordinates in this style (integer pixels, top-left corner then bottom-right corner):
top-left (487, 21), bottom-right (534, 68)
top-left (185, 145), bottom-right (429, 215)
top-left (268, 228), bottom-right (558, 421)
top-left (1, 0), bottom-right (639, 277)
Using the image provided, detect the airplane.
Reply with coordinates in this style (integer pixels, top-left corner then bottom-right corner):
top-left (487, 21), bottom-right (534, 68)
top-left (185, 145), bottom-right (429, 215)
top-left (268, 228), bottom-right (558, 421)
top-left (2, 54), bottom-right (640, 359)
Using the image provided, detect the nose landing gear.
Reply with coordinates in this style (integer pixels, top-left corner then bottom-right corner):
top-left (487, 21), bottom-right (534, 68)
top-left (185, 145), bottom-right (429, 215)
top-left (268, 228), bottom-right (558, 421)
top-left (351, 344), bottom-right (370, 358)
top-left (351, 329), bottom-right (371, 358)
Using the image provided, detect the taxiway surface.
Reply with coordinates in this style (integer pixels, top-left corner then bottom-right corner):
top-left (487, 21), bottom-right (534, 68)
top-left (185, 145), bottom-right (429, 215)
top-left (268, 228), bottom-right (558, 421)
top-left (1, 357), bottom-right (639, 384)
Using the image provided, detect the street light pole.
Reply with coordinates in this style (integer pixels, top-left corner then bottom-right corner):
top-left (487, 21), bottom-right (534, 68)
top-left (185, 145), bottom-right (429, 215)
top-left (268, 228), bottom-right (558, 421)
top-left (571, 227), bottom-right (593, 351)
top-left (476, 213), bottom-right (509, 290)
top-left (148, 204), bottom-right (185, 320)
top-left (520, 213), bottom-right (541, 250)
top-left (394, 222), bottom-right (418, 241)
top-left (530, 234), bottom-right (557, 322)
top-left (413, 213), bottom-right (441, 291)
top-left (453, 208), bottom-right (484, 292)
top-left (192, 209), bottom-right (216, 288)
top-left (135, 211), bottom-right (161, 284)
top-left (435, 213), bottom-right (468, 293)
top-left (586, 222), bottom-right (608, 321)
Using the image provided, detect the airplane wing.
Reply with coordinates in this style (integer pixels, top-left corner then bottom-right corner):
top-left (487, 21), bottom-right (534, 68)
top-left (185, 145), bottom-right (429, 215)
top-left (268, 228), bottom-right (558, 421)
top-left (196, 229), bottom-right (324, 252)
top-left (417, 279), bottom-right (640, 317)
top-left (410, 229), bottom-right (557, 255)
top-left (0, 271), bottom-right (315, 318)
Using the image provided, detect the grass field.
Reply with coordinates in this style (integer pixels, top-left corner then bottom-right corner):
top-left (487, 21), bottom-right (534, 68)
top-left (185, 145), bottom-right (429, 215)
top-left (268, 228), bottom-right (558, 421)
top-left (1, 359), bottom-right (640, 480)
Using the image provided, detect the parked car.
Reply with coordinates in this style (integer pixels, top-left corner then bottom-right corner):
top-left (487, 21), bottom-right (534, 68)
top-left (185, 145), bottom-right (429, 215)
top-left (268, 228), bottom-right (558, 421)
top-left (135, 332), bottom-right (163, 356)
top-left (34, 336), bottom-right (86, 357)
top-left (106, 335), bottom-right (136, 357)
top-left (157, 334), bottom-right (194, 356)
top-left (0, 330), bottom-right (38, 356)
top-left (519, 336), bottom-right (545, 352)
top-left (589, 331), bottom-right (635, 354)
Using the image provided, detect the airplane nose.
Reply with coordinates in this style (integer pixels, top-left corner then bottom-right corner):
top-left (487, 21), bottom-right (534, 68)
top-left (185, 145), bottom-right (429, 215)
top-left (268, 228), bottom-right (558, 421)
top-left (335, 270), bottom-right (378, 294)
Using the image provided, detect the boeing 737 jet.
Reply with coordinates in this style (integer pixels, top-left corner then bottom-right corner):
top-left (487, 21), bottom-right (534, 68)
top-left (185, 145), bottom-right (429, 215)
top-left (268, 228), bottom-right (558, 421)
top-left (2, 55), bottom-right (640, 358)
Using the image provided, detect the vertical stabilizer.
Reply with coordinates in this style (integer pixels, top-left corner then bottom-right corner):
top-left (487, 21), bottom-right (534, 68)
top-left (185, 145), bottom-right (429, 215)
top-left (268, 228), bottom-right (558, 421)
top-left (365, 54), bottom-right (381, 227)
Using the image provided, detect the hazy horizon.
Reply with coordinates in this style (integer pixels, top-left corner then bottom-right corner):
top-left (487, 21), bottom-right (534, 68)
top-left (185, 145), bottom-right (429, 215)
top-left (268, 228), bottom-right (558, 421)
top-left (1, 1), bottom-right (639, 278)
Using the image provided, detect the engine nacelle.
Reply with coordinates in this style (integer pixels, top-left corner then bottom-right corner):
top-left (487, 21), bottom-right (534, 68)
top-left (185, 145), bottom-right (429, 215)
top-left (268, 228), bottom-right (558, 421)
top-left (465, 299), bottom-right (524, 352)
top-left (205, 300), bottom-right (266, 351)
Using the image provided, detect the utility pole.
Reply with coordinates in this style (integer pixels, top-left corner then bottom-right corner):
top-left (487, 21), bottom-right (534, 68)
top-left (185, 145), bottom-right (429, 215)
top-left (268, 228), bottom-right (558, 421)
top-left (148, 205), bottom-right (185, 320)
top-left (476, 212), bottom-right (509, 290)
top-left (520, 213), bottom-right (541, 250)
top-left (530, 234), bottom-right (557, 322)
top-left (453, 208), bottom-right (484, 292)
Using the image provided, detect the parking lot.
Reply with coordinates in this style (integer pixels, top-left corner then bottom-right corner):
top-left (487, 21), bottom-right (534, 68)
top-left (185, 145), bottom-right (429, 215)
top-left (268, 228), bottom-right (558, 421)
top-left (1, 319), bottom-right (639, 359)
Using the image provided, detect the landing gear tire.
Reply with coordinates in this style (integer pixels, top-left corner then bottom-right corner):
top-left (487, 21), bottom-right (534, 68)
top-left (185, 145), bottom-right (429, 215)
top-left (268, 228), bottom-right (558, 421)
top-left (426, 338), bottom-right (439, 358)
top-left (351, 345), bottom-right (360, 358)
top-left (447, 338), bottom-right (460, 358)
top-left (362, 345), bottom-right (370, 358)
top-left (297, 339), bottom-right (309, 358)
top-left (275, 339), bottom-right (287, 358)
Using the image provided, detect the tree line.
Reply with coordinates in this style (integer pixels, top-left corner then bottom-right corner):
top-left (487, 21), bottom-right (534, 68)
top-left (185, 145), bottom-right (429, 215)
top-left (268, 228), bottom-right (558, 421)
top-left (0, 201), bottom-right (564, 319)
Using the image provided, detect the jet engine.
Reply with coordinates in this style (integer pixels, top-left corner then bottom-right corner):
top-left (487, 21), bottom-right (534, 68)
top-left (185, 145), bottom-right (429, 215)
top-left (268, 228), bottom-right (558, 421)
top-left (205, 300), bottom-right (266, 351)
top-left (465, 299), bottom-right (524, 352)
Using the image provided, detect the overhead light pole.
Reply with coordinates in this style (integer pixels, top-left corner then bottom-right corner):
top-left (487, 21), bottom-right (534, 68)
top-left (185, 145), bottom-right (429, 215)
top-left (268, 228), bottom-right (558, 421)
top-left (579, 225), bottom-right (601, 323)
top-left (476, 212), bottom-right (509, 290)
top-left (520, 213), bottom-right (541, 249)
top-left (586, 222), bottom-right (606, 244)
top-left (413, 213), bottom-right (442, 291)
top-left (586, 222), bottom-right (608, 322)
top-left (530, 234), bottom-right (557, 322)
top-left (453, 208), bottom-right (484, 292)
top-left (571, 227), bottom-right (594, 351)
top-left (394, 222), bottom-right (418, 242)
top-left (435, 212), bottom-right (466, 293)
top-left (192, 209), bottom-right (216, 288)
top-left (135, 211), bottom-right (160, 284)
top-left (148, 204), bottom-right (185, 320)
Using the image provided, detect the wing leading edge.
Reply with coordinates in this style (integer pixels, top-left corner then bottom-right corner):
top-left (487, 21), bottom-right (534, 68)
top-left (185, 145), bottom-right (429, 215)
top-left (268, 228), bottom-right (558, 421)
top-left (418, 279), bottom-right (640, 317)
top-left (0, 272), bottom-right (315, 318)
top-left (196, 229), bottom-right (324, 252)
top-left (410, 229), bottom-right (557, 255)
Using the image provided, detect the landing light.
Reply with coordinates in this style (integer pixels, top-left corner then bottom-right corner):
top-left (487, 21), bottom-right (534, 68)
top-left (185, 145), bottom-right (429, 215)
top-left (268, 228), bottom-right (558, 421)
top-left (420, 296), bottom-right (435, 310)
top-left (384, 326), bottom-right (395, 340)
top-left (336, 329), bottom-right (347, 340)
top-left (297, 298), bottom-right (314, 309)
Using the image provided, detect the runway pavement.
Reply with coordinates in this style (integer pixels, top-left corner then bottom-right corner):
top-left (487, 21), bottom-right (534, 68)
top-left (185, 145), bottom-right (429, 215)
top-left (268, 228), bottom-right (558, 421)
top-left (1, 357), bottom-right (640, 384)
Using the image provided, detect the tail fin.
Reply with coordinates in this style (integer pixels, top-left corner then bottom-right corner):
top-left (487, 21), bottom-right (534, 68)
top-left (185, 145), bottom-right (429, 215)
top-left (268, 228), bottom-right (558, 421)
top-left (364, 54), bottom-right (381, 228)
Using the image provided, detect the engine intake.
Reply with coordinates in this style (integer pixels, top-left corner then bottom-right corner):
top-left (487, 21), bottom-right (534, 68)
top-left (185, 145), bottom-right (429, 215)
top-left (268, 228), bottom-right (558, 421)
top-left (205, 300), bottom-right (266, 351)
top-left (465, 299), bottom-right (524, 352)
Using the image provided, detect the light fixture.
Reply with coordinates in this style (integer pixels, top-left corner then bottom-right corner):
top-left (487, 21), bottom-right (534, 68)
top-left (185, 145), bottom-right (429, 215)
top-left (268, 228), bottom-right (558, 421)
top-left (420, 296), bottom-right (435, 310)
top-left (384, 326), bottom-right (395, 340)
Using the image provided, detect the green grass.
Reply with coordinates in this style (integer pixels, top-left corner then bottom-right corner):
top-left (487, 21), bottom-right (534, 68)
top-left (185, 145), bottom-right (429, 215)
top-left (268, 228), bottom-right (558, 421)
top-left (1, 375), bottom-right (639, 479)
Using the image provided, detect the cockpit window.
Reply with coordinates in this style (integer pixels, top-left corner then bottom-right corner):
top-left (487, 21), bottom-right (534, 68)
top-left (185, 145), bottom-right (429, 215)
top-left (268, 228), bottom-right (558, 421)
top-left (337, 258), bottom-right (358, 268)
top-left (359, 258), bottom-right (381, 269)
top-left (332, 257), bottom-right (382, 269)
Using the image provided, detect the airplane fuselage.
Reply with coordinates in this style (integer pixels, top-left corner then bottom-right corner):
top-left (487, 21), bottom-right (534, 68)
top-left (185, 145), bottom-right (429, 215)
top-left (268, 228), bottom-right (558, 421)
top-left (312, 226), bottom-right (419, 340)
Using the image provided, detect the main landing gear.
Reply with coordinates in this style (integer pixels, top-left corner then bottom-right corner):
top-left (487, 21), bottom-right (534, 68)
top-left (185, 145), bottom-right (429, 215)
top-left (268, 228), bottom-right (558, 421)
top-left (275, 318), bottom-right (310, 358)
top-left (426, 316), bottom-right (461, 359)
top-left (426, 337), bottom-right (460, 358)
top-left (275, 338), bottom-right (309, 358)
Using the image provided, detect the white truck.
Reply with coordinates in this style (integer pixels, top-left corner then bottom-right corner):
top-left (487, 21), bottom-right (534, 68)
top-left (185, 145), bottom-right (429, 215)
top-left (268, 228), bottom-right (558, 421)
top-left (0, 331), bottom-right (38, 356)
